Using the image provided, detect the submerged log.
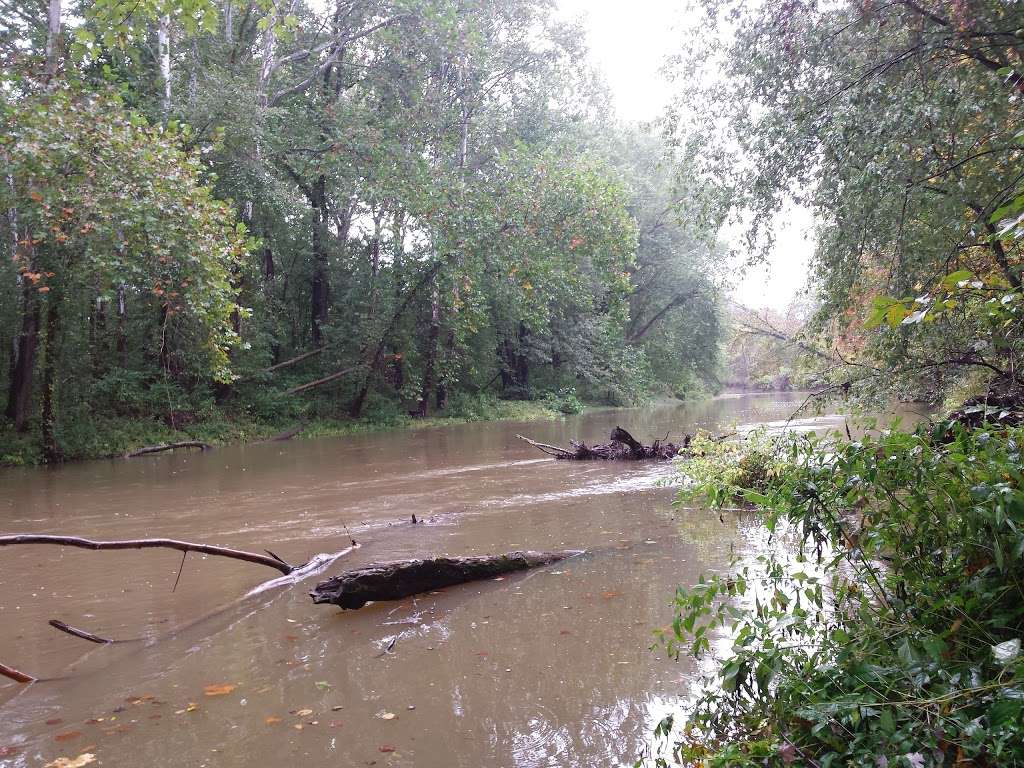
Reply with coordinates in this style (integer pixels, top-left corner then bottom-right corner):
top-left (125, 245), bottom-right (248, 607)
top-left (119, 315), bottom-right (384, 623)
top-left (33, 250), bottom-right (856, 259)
top-left (310, 549), bottom-right (582, 609)
top-left (517, 426), bottom-right (688, 461)
top-left (125, 441), bottom-right (211, 458)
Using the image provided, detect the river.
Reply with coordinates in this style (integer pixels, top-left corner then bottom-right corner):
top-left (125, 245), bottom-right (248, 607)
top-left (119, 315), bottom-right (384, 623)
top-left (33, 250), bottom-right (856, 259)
top-left (0, 392), bottom-right (904, 767)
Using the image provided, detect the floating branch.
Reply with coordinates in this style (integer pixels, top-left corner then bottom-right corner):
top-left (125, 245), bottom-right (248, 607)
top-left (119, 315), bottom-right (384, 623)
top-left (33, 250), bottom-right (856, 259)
top-left (49, 620), bottom-right (115, 644)
top-left (0, 535), bottom-right (298, 575)
top-left (0, 661), bottom-right (35, 683)
top-left (310, 549), bottom-right (583, 609)
top-left (517, 426), bottom-right (688, 461)
top-left (125, 441), bottom-right (211, 458)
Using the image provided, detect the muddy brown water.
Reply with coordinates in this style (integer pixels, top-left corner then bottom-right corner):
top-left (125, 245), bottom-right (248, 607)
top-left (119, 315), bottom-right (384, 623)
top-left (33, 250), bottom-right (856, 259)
top-left (0, 393), bottom-right (920, 767)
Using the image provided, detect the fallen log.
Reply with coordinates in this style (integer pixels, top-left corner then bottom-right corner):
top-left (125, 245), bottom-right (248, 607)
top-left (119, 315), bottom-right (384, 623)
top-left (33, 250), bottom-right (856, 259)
top-left (264, 347), bottom-right (324, 373)
top-left (285, 365), bottom-right (361, 395)
top-left (310, 549), bottom-right (583, 609)
top-left (262, 423), bottom-right (306, 442)
top-left (0, 534), bottom-right (297, 575)
top-left (125, 441), bottom-right (211, 458)
top-left (517, 426), bottom-right (688, 461)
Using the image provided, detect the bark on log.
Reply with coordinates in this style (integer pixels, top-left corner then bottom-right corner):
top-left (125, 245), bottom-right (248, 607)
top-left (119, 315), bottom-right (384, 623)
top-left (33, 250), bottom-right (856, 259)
top-left (517, 426), bottom-right (687, 461)
top-left (125, 441), bottom-right (211, 458)
top-left (0, 534), bottom-right (296, 574)
top-left (310, 549), bottom-right (582, 609)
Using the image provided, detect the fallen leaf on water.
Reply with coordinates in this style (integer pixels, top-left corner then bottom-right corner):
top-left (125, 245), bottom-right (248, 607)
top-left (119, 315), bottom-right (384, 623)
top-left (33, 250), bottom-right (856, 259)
top-left (559, 630), bottom-right (573, 636)
top-left (475, 651), bottom-right (489, 658)
top-left (295, 708), bottom-right (314, 717)
top-left (315, 681), bottom-right (331, 691)
top-left (601, 591), bottom-right (622, 599)
top-left (46, 718), bottom-right (64, 726)
top-left (379, 745), bottom-right (396, 753)
top-left (377, 711), bottom-right (397, 720)
top-left (203, 683), bottom-right (237, 696)
top-left (54, 731), bottom-right (82, 742)
top-left (293, 724), bottom-right (304, 731)
top-left (0, 746), bottom-right (20, 758)
top-left (44, 753), bottom-right (95, 768)
top-left (264, 717), bottom-right (282, 725)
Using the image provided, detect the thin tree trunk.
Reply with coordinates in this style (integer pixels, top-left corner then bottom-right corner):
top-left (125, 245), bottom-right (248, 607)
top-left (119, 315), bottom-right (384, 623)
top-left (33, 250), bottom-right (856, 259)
top-left (310, 174), bottom-right (329, 346)
top-left (6, 284), bottom-right (39, 432)
top-left (158, 14), bottom-right (172, 115)
top-left (44, 0), bottom-right (61, 80)
top-left (40, 297), bottom-right (62, 463)
top-left (417, 283), bottom-right (441, 416)
top-left (115, 285), bottom-right (128, 367)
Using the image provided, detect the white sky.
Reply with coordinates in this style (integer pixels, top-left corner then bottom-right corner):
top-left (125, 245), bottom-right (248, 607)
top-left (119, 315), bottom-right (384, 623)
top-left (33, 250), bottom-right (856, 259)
top-left (555, 0), bottom-right (811, 312)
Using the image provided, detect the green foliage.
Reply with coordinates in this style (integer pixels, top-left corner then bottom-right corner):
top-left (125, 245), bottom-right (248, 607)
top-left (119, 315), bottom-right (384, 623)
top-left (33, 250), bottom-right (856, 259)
top-left (664, 424), bottom-right (1024, 767)
top-left (540, 387), bottom-right (584, 415)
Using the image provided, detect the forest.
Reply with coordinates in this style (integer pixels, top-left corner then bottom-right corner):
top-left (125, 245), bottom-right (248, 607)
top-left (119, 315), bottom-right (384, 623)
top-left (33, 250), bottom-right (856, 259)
top-left (2, 0), bottom-right (1024, 767)
top-left (0, 0), bottom-right (723, 465)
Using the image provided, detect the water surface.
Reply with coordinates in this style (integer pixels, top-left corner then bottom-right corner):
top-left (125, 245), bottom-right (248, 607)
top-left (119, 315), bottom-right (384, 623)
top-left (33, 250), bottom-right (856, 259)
top-left (0, 393), bottom-right (886, 767)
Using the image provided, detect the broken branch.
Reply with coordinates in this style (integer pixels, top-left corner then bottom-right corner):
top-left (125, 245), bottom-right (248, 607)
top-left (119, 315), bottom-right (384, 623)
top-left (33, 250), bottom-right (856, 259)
top-left (0, 661), bottom-right (35, 683)
top-left (0, 534), bottom-right (296, 575)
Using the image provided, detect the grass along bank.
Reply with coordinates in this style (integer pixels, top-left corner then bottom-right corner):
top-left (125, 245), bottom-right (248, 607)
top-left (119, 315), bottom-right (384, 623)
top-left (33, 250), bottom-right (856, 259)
top-left (0, 395), bottom-right (567, 467)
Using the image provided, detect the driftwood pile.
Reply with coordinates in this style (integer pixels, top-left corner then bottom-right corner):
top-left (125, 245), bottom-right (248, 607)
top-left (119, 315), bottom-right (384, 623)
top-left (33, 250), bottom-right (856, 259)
top-left (517, 426), bottom-right (688, 461)
top-left (310, 550), bottom-right (581, 609)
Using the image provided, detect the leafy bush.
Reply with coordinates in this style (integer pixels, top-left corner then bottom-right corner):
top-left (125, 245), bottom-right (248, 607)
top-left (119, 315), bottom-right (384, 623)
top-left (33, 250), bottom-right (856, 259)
top-left (681, 429), bottom-right (789, 505)
top-left (541, 387), bottom-right (585, 414)
top-left (661, 423), bottom-right (1024, 768)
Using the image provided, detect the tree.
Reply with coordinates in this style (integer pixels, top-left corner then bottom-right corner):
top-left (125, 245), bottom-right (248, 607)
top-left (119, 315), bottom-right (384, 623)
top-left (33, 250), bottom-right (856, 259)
top-left (1, 86), bottom-right (249, 458)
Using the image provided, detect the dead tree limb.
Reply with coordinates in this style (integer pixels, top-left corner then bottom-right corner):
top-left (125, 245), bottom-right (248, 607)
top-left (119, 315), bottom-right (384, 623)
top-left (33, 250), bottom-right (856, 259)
top-left (286, 365), bottom-right (361, 395)
top-left (311, 550), bottom-right (583, 609)
top-left (0, 535), bottom-right (296, 575)
top-left (518, 427), bottom-right (685, 461)
top-left (49, 620), bottom-right (113, 644)
top-left (125, 441), bottom-right (211, 458)
top-left (262, 423), bottom-right (306, 442)
top-left (264, 347), bottom-right (323, 373)
top-left (0, 661), bottom-right (34, 683)
top-left (514, 434), bottom-right (576, 458)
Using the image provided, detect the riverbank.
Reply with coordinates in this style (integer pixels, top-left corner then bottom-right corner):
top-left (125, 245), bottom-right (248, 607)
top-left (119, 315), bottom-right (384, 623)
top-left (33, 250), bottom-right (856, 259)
top-left (0, 397), bottom-right (567, 467)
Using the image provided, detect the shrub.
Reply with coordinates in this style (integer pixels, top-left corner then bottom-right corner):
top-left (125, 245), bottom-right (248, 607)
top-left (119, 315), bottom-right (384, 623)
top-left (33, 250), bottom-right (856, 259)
top-left (660, 423), bottom-right (1024, 767)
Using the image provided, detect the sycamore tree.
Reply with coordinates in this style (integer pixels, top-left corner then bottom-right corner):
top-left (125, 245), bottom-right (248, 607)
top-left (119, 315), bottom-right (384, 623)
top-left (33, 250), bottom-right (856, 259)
top-left (1, 86), bottom-right (250, 460)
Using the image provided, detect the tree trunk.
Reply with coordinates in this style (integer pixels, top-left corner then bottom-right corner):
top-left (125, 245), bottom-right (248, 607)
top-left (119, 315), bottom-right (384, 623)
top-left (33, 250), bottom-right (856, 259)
top-left (310, 174), bottom-right (329, 346)
top-left (6, 284), bottom-right (39, 432)
top-left (158, 14), bottom-right (172, 115)
top-left (115, 285), bottom-right (128, 367)
top-left (44, 0), bottom-right (61, 80)
top-left (417, 283), bottom-right (441, 416)
top-left (40, 298), bottom-right (63, 463)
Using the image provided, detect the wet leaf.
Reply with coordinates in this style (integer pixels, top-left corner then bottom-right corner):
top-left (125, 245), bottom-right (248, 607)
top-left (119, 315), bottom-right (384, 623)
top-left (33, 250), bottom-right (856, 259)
top-left (378, 711), bottom-right (397, 720)
top-left (379, 745), bottom-right (396, 753)
top-left (46, 718), bottom-right (64, 725)
top-left (44, 754), bottom-right (96, 768)
top-left (203, 683), bottom-right (237, 696)
top-left (0, 746), bottom-right (20, 758)
top-left (293, 724), bottom-right (304, 731)
top-left (295, 708), bottom-right (313, 717)
top-left (315, 681), bottom-right (331, 691)
top-left (779, 741), bottom-right (797, 764)
top-left (601, 591), bottom-right (622, 599)
top-left (264, 716), bottom-right (282, 725)
top-left (54, 731), bottom-right (82, 742)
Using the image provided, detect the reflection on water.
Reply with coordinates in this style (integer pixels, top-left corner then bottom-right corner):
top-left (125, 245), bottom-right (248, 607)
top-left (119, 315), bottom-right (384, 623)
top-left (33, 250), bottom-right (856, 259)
top-left (0, 392), bottom-right (907, 767)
